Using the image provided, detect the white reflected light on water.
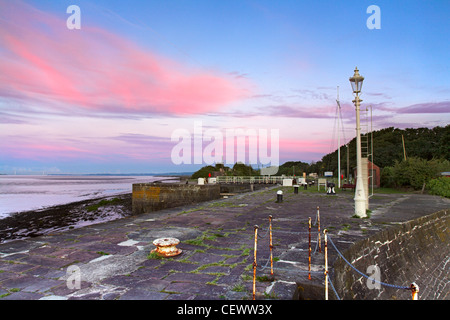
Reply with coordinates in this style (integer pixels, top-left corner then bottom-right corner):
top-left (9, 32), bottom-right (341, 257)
top-left (0, 175), bottom-right (177, 218)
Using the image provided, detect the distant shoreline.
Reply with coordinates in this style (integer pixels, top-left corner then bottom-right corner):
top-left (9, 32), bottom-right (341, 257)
top-left (0, 176), bottom-right (193, 244)
top-left (0, 175), bottom-right (183, 218)
top-left (0, 173), bottom-right (193, 177)
top-left (0, 193), bottom-right (133, 244)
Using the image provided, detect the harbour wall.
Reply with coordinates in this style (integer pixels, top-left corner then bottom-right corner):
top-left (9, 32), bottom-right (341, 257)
top-left (333, 209), bottom-right (449, 300)
top-left (132, 183), bottom-right (221, 214)
top-left (132, 182), bottom-right (272, 215)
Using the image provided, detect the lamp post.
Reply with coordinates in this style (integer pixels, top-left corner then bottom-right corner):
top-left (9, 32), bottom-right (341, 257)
top-left (349, 67), bottom-right (367, 218)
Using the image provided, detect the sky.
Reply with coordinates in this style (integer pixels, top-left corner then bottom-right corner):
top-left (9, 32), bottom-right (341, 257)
top-left (0, 0), bottom-right (449, 174)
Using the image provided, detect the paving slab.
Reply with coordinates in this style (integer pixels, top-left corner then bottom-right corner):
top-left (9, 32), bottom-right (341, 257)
top-left (0, 186), bottom-right (448, 300)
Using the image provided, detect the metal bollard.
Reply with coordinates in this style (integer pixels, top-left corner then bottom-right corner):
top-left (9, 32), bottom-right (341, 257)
top-left (308, 217), bottom-right (312, 280)
top-left (253, 225), bottom-right (258, 300)
top-left (269, 215), bottom-right (274, 276)
top-left (294, 185), bottom-right (299, 194)
top-left (152, 237), bottom-right (182, 257)
top-left (410, 282), bottom-right (419, 300)
top-left (276, 190), bottom-right (283, 203)
top-left (326, 182), bottom-right (336, 195)
top-left (324, 229), bottom-right (328, 300)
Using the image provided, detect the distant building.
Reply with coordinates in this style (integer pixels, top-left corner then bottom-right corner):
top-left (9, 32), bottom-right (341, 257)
top-left (309, 173), bottom-right (318, 179)
top-left (354, 160), bottom-right (381, 188)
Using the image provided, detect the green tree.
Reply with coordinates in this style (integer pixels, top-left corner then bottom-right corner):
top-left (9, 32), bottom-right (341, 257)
top-left (191, 165), bottom-right (216, 179)
top-left (387, 157), bottom-right (449, 190)
top-left (427, 177), bottom-right (450, 198)
top-left (232, 162), bottom-right (258, 176)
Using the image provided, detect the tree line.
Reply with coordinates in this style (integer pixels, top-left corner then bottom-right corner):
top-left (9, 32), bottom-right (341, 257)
top-left (319, 125), bottom-right (449, 175)
top-left (191, 125), bottom-right (449, 195)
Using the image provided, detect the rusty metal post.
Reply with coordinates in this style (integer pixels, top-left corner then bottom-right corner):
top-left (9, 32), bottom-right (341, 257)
top-left (317, 206), bottom-right (321, 253)
top-left (324, 229), bottom-right (328, 300)
top-left (308, 217), bottom-right (312, 280)
top-left (410, 282), bottom-right (419, 300)
top-left (253, 225), bottom-right (259, 300)
top-left (269, 215), bottom-right (274, 276)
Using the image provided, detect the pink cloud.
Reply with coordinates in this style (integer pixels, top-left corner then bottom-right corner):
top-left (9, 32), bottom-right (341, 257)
top-left (396, 102), bottom-right (450, 114)
top-left (0, 1), bottom-right (249, 116)
top-left (280, 138), bottom-right (331, 153)
top-left (1, 135), bottom-right (166, 163)
top-left (2, 141), bottom-right (95, 161)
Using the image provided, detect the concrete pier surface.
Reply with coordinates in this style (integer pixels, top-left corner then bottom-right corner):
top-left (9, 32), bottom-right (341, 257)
top-left (0, 186), bottom-right (448, 300)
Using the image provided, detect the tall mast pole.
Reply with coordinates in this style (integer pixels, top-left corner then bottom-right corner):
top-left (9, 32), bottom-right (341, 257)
top-left (337, 86), bottom-right (341, 188)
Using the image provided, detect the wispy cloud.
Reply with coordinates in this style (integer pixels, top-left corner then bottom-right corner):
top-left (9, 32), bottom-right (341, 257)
top-left (0, 1), bottom-right (250, 117)
top-left (265, 105), bottom-right (333, 118)
top-left (111, 133), bottom-right (171, 147)
top-left (396, 101), bottom-right (450, 114)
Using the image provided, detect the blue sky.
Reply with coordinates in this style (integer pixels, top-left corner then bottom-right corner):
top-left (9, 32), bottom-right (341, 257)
top-left (0, 0), bottom-right (449, 174)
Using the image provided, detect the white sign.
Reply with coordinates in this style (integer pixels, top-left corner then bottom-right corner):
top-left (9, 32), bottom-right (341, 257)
top-left (324, 171), bottom-right (333, 177)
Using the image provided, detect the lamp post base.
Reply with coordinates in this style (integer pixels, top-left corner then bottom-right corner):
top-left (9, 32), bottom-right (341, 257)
top-left (354, 198), bottom-right (367, 218)
top-left (354, 177), bottom-right (367, 218)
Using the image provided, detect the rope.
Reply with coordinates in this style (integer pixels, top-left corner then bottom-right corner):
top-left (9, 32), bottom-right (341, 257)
top-left (328, 275), bottom-right (341, 300)
top-left (257, 225), bottom-right (270, 239)
top-left (313, 233), bottom-right (320, 254)
top-left (256, 256), bottom-right (323, 275)
top-left (252, 215), bottom-right (414, 301)
top-left (327, 235), bottom-right (410, 290)
top-left (256, 254), bottom-right (271, 271)
top-left (312, 213), bottom-right (318, 227)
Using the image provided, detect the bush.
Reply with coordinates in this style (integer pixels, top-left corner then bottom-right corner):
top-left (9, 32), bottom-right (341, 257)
top-left (387, 157), bottom-right (449, 190)
top-left (380, 166), bottom-right (395, 188)
top-left (191, 165), bottom-right (216, 179)
top-left (427, 177), bottom-right (450, 198)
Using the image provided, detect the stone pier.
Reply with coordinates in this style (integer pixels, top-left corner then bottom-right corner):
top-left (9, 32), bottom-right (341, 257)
top-left (132, 183), bottom-right (220, 215)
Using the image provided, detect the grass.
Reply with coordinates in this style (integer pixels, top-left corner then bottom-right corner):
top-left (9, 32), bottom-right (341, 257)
top-left (256, 275), bottom-right (272, 282)
top-left (86, 197), bottom-right (121, 212)
top-left (373, 187), bottom-right (411, 194)
top-left (232, 284), bottom-right (245, 292)
top-left (184, 232), bottom-right (218, 246)
top-left (147, 251), bottom-right (165, 260)
top-left (0, 288), bottom-right (20, 299)
top-left (351, 209), bottom-right (372, 219)
top-left (207, 201), bottom-right (245, 208)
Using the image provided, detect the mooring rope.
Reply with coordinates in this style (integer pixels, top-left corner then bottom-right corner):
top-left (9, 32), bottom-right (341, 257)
top-left (327, 235), bottom-right (410, 290)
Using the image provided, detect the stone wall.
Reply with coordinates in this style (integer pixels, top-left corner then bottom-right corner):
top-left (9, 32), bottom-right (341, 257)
top-left (132, 183), bottom-right (220, 214)
top-left (333, 209), bottom-right (449, 300)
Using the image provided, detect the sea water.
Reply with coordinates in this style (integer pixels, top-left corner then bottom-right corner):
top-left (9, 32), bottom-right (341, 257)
top-left (0, 175), bottom-right (178, 218)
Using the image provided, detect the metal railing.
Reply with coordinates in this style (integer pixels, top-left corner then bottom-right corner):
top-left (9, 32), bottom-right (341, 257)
top-left (216, 176), bottom-right (287, 184)
top-left (250, 208), bottom-right (420, 300)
